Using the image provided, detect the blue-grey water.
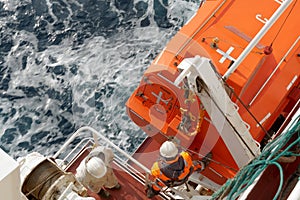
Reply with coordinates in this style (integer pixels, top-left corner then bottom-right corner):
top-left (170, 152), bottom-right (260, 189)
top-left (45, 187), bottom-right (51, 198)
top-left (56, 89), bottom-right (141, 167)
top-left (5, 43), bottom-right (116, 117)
top-left (0, 0), bottom-right (199, 159)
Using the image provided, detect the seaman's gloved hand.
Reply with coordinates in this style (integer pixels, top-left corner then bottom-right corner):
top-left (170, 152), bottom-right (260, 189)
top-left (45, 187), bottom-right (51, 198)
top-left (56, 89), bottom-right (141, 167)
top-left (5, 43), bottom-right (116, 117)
top-left (193, 152), bottom-right (213, 172)
top-left (193, 160), bottom-right (205, 172)
top-left (146, 184), bottom-right (159, 198)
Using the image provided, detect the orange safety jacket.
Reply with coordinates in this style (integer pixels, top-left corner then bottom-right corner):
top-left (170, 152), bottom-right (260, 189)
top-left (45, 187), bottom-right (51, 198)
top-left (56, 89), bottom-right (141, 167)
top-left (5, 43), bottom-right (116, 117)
top-left (150, 151), bottom-right (201, 192)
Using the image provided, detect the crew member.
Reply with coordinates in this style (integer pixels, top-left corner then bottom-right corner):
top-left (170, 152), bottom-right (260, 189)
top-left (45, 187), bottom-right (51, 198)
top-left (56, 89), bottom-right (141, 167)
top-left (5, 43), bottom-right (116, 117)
top-left (75, 146), bottom-right (121, 198)
top-left (146, 141), bottom-right (209, 198)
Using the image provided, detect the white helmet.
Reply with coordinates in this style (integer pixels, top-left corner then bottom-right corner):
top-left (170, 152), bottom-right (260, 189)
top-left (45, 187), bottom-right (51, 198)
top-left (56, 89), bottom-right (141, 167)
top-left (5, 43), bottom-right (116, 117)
top-left (86, 157), bottom-right (107, 178)
top-left (160, 141), bottom-right (179, 159)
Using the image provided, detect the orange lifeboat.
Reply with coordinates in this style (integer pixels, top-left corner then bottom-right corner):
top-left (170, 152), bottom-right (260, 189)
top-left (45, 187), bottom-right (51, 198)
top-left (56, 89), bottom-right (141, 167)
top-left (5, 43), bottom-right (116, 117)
top-left (126, 0), bottom-right (300, 187)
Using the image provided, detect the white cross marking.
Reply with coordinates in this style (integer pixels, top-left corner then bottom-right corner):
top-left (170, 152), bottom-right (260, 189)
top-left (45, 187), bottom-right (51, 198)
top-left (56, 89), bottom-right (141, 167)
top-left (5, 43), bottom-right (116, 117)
top-left (151, 91), bottom-right (171, 105)
top-left (216, 46), bottom-right (236, 63)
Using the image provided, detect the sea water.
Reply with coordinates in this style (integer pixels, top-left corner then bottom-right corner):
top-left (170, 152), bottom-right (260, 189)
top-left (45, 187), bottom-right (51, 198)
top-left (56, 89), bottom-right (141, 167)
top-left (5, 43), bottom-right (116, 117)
top-left (0, 0), bottom-right (200, 159)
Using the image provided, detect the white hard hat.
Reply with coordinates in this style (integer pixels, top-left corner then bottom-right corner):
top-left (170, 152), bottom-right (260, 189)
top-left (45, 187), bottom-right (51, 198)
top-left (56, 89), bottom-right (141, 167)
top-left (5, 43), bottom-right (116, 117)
top-left (86, 157), bottom-right (107, 178)
top-left (160, 141), bottom-right (179, 159)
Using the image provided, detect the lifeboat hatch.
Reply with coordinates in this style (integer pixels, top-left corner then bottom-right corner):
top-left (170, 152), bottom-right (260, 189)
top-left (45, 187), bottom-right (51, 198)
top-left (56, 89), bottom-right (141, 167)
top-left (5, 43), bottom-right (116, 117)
top-left (141, 76), bottom-right (178, 122)
top-left (127, 73), bottom-right (205, 140)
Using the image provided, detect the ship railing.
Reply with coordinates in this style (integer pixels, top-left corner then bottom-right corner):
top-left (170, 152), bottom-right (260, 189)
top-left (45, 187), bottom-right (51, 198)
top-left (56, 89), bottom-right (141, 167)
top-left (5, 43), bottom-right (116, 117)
top-left (58, 138), bottom-right (94, 170)
top-left (52, 126), bottom-right (175, 199)
top-left (53, 126), bottom-right (151, 172)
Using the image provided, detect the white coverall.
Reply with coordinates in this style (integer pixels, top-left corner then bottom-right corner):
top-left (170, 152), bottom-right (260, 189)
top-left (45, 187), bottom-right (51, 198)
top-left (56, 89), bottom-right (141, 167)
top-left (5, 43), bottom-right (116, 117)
top-left (75, 146), bottom-right (119, 193)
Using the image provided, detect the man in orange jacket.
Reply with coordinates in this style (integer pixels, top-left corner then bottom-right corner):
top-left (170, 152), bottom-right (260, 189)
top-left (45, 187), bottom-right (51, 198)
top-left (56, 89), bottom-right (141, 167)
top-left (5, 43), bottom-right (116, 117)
top-left (146, 141), bottom-right (210, 198)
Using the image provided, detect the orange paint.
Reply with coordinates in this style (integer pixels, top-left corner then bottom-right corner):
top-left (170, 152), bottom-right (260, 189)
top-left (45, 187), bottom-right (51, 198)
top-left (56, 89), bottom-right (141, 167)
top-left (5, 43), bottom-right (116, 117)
top-left (126, 0), bottom-right (300, 185)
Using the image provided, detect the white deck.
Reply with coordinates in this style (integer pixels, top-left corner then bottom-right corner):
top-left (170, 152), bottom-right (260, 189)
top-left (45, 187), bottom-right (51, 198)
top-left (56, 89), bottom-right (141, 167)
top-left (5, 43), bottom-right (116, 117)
top-left (0, 148), bottom-right (26, 200)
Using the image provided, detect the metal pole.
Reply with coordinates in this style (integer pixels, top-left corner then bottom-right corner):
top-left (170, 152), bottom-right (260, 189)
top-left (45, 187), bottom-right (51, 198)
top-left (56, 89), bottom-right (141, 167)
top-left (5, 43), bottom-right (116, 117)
top-left (249, 36), bottom-right (300, 106)
top-left (222, 0), bottom-right (293, 80)
top-left (53, 126), bottom-right (151, 174)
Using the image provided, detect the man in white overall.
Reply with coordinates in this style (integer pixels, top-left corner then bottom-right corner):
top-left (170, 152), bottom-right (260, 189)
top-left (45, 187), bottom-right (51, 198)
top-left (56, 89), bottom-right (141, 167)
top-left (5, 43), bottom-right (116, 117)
top-left (75, 146), bottom-right (121, 198)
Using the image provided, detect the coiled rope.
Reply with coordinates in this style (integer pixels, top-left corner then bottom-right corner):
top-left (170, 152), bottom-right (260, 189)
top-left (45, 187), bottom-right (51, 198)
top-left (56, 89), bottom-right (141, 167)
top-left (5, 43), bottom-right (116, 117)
top-left (211, 115), bottom-right (300, 200)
